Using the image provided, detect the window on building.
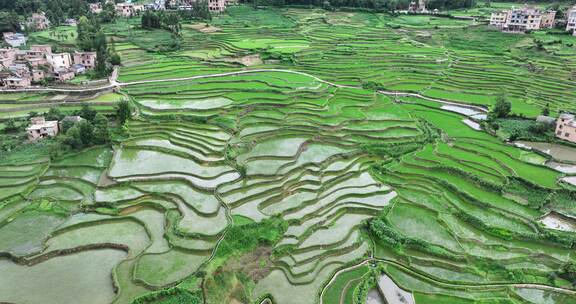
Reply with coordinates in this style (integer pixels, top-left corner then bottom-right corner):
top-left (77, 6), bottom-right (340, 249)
top-left (565, 133), bottom-right (570, 137)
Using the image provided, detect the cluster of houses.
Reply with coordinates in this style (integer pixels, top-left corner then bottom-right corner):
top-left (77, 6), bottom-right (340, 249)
top-left (89, 0), bottom-right (236, 16)
top-left (0, 41), bottom-right (96, 88)
top-left (489, 5), bottom-right (576, 35)
top-left (489, 6), bottom-right (557, 32)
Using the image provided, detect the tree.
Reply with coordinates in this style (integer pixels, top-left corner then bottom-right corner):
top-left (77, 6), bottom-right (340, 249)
top-left (100, 2), bottom-right (117, 23)
top-left (0, 11), bottom-right (21, 33)
top-left (94, 30), bottom-right (109, 78)
top-left (116, 100), bottom-right (131, 125)
top-left (80, 103), bottom-right (97, 122)
top-left (492, 94), bottom-right (511, 118)
top-left (4, 118), bottom-right (18, 132)
top-left (541, 103), bottom-right (550, 116)
top-left (92, 113), bottom-right (110, 144)
top-left (110, 53), bottom-right (121, 66)
top-left (64, 125), bottom-right (83, 149)
top-left (78, 120), bottom-right (94, 146)
top-left (45, 107), bottom-right (64, 121)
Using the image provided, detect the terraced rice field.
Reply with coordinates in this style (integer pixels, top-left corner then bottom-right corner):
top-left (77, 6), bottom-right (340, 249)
top-left (2, 5), bottom-right (576, 304)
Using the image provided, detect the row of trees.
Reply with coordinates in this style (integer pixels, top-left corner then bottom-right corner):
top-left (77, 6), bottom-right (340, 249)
top-left (241, 0), bottom-right (475, 11)
top-left (141, 10), bottom-right (183, 36)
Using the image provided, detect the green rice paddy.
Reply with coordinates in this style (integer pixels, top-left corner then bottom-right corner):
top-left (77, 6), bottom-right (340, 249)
top-left (1, 4), bottom-right (576, 304)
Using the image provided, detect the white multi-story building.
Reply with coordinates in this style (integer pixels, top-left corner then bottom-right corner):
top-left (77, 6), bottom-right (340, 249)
top-left (489, 10), bottom-right (510, 27)
top-left (567, 6), bottom-right (576, 34)
top-left (208, 0), bottom-right (226, 12)
top-left (47, 53), bottom-right (72, 70)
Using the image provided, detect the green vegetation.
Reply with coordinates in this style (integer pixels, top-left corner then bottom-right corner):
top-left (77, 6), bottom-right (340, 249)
top-left (1, 4), bottom-right (576, 304)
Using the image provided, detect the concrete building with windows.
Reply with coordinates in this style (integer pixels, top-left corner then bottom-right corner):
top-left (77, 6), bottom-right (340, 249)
top-left (506, 7), bottom-right (542, 32)
top-left (26, 116), bottom-right (59, 141)
top-left (539, 10), bottom-right (556, 28)
top-left (489, 10), bottom-right (510, 27)
top-left (116, 3), bottom-right (144, 17)
top-left (28, 12), bottom-right (51, 31)
top-left (556, 113), bottom-right (576, 143)
top-left (73, 51), bottom-right (97, 69)
top-left (208, 0), bottom-right (226, 12)
top-left (47, 53), bottom-right (72, 70)
top-left (53, 68), bottom-right (75, 82)
top-left (90, 3), bottom-right (103, 13)
top-left (567, 6), bottom-right (576, 35)
top-left (3, 32), bottom-right (27, 47)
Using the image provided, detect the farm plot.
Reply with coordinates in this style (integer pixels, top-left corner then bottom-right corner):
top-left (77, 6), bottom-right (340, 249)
top-left (2, 9), bottom-right (576, 303)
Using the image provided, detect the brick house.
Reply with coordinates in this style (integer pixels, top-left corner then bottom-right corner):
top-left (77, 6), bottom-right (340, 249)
top-left (73, 51), bottom-right (97, 69)
top-left (32, 69), bottom-right (45, 83)
top-left (53, 68), bottom-right (75, 82)
top-left (539, 10), bottom-right (556, 29)
top-left (26, 116), bottom-right (59, 141)
top-left (90, 3), bottom-right (103, 13)
top-left (28, 12), bottom-right (51, 31)
top-left (115, 3), bottom-right (144, 17)
top-left (0, 48), bottom-right (17, 68)
top-left (4, 75), bottom-right (31, 88)
top-left (30, 45), bottom-right (52, 55)
top-left (555, 113), bottom-right (576, 143)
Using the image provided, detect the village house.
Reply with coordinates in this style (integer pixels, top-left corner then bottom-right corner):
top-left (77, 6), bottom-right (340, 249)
top-left (31, 69), bottom-right (45, 83)
top-left (90, 3), bottom-right (103, 14)
top-left (408, 0), bottom-right (427, 13)
top-left (72, 64), bottom-right (86, 74)
top-left (28, 12), bottom-right (51, 31)
top-left (47, 53), bottom-right (72, 70)
top-left (30, 45), bottom-right (52, 55)
top-left (3, 75), bottom-right (31, 88)
top-left (567, 6), bottom-right (576, 35)
top-left (26, 116), bottom-right (59, 141)
top-left (490, 6), bottom-right (554, 32)
top-left (59, 116), bottom-right (84, 130)
top-left (208, 0), bottom-right (226, 13)
top-left (489, 10), bottom-right (510, 27)
top-left (3, 32), bottom-right (27, 48)
top-left (115, 3), bottom-right (144, 17)
top-left (63, 19), bottom-right (78, 26)
top-left (506, 7), bottom-right (542, 32)
top-left (555, 113), bottom-right (576, 143)
top-left (0, 48), bottom-right (17, 68)
top-left (539, 10), bottom-right (556, 29)
top-left (53, 68), bottom-right (75, 82)
top-left (73, 51), bottom-right (97, 69)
